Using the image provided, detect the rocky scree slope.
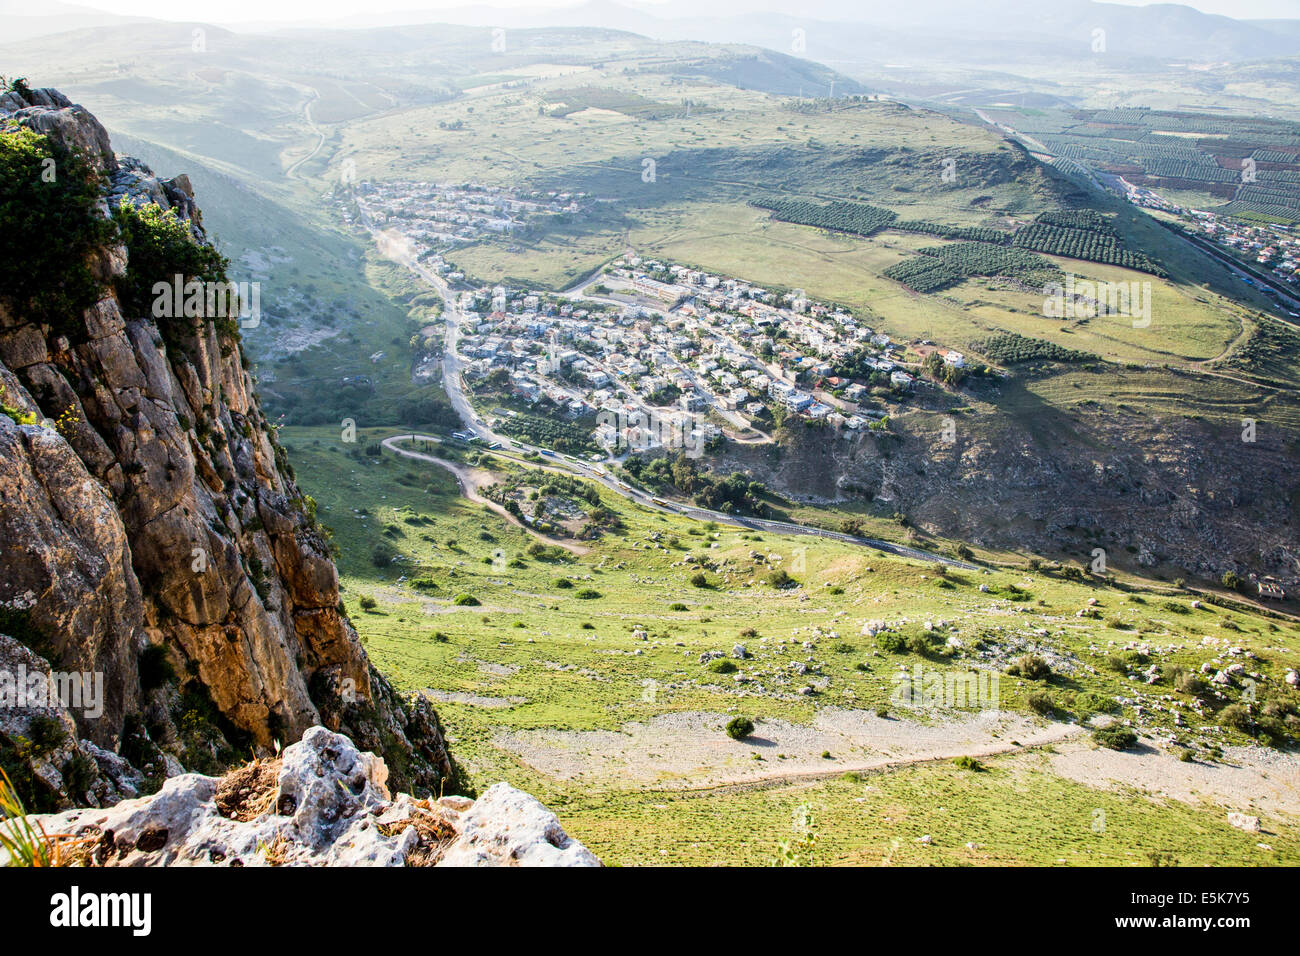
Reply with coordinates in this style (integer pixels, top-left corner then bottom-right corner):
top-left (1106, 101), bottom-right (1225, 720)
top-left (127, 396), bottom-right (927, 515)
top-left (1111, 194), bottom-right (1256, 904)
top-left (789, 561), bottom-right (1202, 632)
top-left (0, 86), bottom-right (458, 811)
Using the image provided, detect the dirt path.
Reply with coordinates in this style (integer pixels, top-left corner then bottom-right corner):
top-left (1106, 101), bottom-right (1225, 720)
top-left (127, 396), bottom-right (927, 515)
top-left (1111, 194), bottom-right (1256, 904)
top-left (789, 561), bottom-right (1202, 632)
top-left (381, 435), bottom-right (590, 555)
top-left (285, 88), bottom-right (324, 181)
top-left (493, 708), bottom-right (1081, 792)
top-left (1045, 738), bottom-right (1300, 820)
top-left (490, 706), bottom-right (1300, 821)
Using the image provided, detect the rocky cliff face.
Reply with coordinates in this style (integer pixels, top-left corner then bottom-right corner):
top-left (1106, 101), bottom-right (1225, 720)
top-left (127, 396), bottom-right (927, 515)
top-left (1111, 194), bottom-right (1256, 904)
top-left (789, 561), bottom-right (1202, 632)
top-left (725, 401), bottom-right (1299, 590)
top-left (0, 87), bottom-right (459, 810)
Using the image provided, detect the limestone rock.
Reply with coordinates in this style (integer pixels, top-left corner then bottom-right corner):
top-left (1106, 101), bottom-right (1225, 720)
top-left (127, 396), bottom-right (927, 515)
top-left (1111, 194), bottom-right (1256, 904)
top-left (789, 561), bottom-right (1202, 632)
top-left (1227, 812), bottom-right (1261, 833)
top-left (4, 728), bottom-right (597, 868)
top-left (0, 90), bottom-right (458, 804)
top-left (436, 782), bottom-right (602, 867)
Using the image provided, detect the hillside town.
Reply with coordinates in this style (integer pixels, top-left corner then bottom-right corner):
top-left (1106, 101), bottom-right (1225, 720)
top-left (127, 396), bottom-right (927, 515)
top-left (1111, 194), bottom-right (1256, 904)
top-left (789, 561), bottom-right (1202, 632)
top-left (442, 253), bottom-right (968, 455)
top-left (340, 180), bottom-right (591, 281)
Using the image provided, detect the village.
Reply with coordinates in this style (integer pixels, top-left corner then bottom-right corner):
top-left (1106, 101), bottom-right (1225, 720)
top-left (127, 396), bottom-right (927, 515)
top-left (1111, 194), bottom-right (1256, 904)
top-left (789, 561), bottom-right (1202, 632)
top-left (334, 180), bottom-right (978, 459)
top-left (1121, 179), bottom-right (1300, 295)
top-left (443, 252), bottom-right (972, 456)
top-left (339, 179), bottom-right (590, 282)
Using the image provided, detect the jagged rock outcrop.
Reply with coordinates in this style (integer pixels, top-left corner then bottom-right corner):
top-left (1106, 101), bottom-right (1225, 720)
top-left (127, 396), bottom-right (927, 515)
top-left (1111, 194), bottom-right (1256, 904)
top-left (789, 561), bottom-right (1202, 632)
top-left (3, 727), bottom-right (601, 867)
top-left (0, 87), bottom-right (459, 809)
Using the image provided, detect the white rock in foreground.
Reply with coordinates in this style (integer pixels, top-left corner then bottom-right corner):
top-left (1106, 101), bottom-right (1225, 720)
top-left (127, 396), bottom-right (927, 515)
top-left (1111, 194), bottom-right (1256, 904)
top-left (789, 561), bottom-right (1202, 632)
top-left (437, 782), bottom-right (601, 867)
top-left (4, 727), bottom-right (599, 867)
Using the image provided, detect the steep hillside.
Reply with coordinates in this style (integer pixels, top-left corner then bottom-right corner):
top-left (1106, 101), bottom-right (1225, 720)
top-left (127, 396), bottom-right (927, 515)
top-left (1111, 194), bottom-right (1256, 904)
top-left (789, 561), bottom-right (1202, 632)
top-left (721, 403), bottom-right (1300, 593)
top-left (0, 87), bottom-right (459, 811)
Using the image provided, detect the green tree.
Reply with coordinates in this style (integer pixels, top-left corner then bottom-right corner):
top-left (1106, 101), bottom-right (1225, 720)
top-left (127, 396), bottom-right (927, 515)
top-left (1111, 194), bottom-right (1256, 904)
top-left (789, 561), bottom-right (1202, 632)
top-left (0, 128), bottom-right (114, 335)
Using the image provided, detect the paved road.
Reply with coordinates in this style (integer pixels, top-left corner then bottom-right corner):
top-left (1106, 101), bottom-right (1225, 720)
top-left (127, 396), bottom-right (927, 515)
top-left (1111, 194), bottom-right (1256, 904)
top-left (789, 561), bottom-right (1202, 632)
top-left (380, 434), bottom-right (589, 553)
top-left (286, 89), bottom-right (324, 182)
top-left (1152, 221), bottom-right (1300, 319)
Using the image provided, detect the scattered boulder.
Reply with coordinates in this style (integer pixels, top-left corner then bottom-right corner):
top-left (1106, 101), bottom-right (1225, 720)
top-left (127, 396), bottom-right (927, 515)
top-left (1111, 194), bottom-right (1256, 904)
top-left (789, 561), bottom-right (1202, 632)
top-left (437, 783), bottom-right (601, 867)
top-left (1227, 812), bottom-right (1261, 833)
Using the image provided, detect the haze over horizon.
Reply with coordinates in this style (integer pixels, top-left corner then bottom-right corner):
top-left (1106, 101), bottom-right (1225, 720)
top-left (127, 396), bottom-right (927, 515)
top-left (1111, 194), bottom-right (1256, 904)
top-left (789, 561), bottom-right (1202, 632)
top-left (9, 0), bottom-right (1300, 27)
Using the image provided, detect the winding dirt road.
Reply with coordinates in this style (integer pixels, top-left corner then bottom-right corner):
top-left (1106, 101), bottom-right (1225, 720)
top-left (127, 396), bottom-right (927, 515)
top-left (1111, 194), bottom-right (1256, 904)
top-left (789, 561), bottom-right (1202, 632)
top-left (381, 434), bottom-right (589, 554)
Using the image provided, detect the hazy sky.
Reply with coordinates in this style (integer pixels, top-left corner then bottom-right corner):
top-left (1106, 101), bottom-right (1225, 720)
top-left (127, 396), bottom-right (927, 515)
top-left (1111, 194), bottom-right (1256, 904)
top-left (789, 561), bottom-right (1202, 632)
top-left (46, 0), bottom-right (1300, 23)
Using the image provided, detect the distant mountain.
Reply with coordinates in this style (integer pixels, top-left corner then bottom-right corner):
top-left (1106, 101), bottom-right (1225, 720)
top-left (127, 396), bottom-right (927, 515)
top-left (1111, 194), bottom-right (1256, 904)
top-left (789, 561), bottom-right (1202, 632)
top-left (5, 1), bottom-right (1295, 67)
top-left (0, 0), bottom-right (153, 43)
top-left (257, 0), bottom-right (1300, 63)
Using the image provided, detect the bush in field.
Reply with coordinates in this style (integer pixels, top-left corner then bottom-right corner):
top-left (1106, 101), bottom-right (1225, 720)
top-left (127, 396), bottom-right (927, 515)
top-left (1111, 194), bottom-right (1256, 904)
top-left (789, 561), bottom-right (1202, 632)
top-left (1092, 725), bottom-right (1137, 750)
top-left (452, 593), bottom-right (480, 606)
top-left (904, 630), bottom-right (938, 657)
top-left (876, 631), bottom-right (905, 654)
top-left (1008, 654), bottom-right (1051, 680)
top-left (1217, 703), bottom-right (1251, 732)
top-left (1026, 690), bottom-right (1055, 716)
top-left (725, 716), bottom-right (755, 740)
top-left (1170, 666), bottom-right (1207, 697)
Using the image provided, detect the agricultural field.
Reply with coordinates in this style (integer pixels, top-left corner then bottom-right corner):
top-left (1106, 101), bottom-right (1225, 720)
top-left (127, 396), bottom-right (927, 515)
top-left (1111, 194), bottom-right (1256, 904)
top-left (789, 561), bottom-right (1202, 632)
top-left (882, 241), bottom-right (1060, 292)
top-left (981, 105), bottom-right (1300, 224)
top-left (367, 82), bottom-right (1287, 438)
top-left (449, 189), bottom-right (1281, 429)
